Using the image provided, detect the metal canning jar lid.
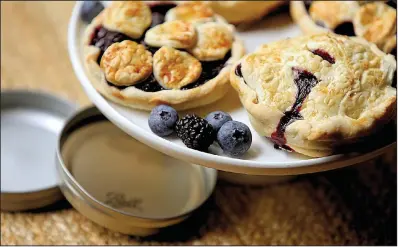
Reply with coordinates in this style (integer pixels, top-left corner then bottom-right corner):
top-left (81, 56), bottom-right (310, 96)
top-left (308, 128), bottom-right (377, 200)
top-left (1, 90), bottom-right (77, 211)
top-left (56, 106), bottom-right (217, 236)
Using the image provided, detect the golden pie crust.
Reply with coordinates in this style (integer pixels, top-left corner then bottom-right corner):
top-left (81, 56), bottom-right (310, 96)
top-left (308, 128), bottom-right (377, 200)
top-left (230, 33), bottom-right (397, 157)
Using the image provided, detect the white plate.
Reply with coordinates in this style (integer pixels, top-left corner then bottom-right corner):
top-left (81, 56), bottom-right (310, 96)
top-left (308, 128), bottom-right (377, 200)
top-left (68, 2), bottom-right (396, 175)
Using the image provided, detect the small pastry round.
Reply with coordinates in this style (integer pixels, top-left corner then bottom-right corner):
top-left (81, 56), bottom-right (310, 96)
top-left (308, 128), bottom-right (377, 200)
top-left (83, 2), bottom-right (245, 111)
top-left (144, 20), bottom-right (197, 49)
top-left (153, 46), bottom-right (202, 89)
top-left (230, 33), bottom-right (397, 157)
top-left (165, 2), bottom-right (215, 24)
top-left (103, 1), bottom-right (152, 39)
top-left (100, 40), bottom-right (153, 86)
top-left (290, 1), bottom-right (397, 54)
top-left (188, 22), bottom-right (234, 61)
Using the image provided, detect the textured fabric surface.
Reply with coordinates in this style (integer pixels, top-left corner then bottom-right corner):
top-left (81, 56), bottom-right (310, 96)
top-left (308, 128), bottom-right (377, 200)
top-left (1, 154), bottom-right (397, 245)
top-left (1, 1), bottom-right (397, 245)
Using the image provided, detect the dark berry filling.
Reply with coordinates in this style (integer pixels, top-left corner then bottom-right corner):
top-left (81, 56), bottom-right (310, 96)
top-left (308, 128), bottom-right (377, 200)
top-left (234, 63), bottom-right (248, 85)
top-left (132, 75), bottom-right (165, 92)
top-left (333, 22), bottom-right (356, 36)
top-left (106, 74), bottom-right (165, 92)
top-left (181, 52), bottom-right (231, 90)
top-left (235, 64), bottom-right (243, 77)
top-left (311, 49), bottom-right (335, 64)
top-left (271, 67), bottom-right (319, 151)
top-left (149, 3), bottom-right (177, 28)
top-left (90, 26), bottom-right (134, 63)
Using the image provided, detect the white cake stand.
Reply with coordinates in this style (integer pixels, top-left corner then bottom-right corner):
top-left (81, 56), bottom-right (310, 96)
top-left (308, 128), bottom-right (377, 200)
top-left (68, 2), bottom-right (396, 184)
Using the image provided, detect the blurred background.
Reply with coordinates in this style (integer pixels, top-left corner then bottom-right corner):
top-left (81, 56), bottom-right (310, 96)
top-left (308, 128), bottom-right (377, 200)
top-left (1, 2), bottom-right (89, 106)
top-left (1, 1), bottom-right (397, 245)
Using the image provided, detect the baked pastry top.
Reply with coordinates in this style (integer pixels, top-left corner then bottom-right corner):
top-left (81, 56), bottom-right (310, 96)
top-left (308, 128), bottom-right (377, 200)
top-left (290, 1), bottom-right (397, 54)
top-left (176, 1), bottom-right (285, 24)
top-left (83, 1), bottom-right (245, 110)
top-left (230, 33), bottom-right (397, 157)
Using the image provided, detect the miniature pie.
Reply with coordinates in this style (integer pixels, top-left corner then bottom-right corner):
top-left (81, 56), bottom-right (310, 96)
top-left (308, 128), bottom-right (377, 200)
top-left (83, 1), bottom-right (245, 111)
top-left (290, 1), bottom-right (397, 54)
top-left (230, 33), bottom-right (397, 157)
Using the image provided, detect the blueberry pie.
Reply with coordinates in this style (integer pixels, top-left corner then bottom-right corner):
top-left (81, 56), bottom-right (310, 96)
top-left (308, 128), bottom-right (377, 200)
top-left (290, 1), bottom-right (397, 54)
top-left (176, 1), bottom-right (286, 24)
top-left (230, 33), bottom-right (397, 157)
top-left (83, 1), bottom-right (245, 110)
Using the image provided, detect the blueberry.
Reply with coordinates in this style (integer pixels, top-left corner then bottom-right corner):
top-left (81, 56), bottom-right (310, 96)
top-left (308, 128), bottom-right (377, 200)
top-left (81, 1), bottom-right (104, 23)
top-left (217, 121), bottom-right (252, 156)
top-left (205, 111), bottom-right (233, 132)
top-left (148, 105), bottom-right (179, 137)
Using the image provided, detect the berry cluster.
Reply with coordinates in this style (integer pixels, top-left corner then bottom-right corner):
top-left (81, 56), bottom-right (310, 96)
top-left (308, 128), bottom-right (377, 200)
top-left (148, 105), bottom-right (252, 156)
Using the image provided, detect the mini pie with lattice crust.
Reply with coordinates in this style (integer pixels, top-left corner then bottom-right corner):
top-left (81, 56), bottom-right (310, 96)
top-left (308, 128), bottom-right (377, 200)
top-left (290, 1), bottom-right (397, 54)
top-left (83, 1), bottom-right (245, 111)
top-left (230, 33), bottom-right (397, 157)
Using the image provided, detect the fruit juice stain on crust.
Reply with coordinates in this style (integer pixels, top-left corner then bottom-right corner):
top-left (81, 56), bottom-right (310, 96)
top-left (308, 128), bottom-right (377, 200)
top-left (271, 67), bottom-right (319, 151)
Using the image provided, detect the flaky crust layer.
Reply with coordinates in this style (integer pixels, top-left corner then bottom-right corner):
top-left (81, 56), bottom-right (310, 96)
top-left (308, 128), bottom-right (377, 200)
top-left (230, 33), bottom-right (397, 157)
top-left (83, 6), bottom-right (245, 111)
top-left (290, 1), bottom-right (397, 54)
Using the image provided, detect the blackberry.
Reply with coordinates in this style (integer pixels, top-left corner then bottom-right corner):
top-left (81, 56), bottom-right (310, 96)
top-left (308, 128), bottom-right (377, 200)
top-left (175, 114), bottom-right (215, 151)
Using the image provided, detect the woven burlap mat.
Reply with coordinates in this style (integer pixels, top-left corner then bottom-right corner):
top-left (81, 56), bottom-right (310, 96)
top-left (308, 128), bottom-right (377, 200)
top-left (1, 153), bottom-right (397, 245)
top-left (1, 1), bottom-right (397, 245)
